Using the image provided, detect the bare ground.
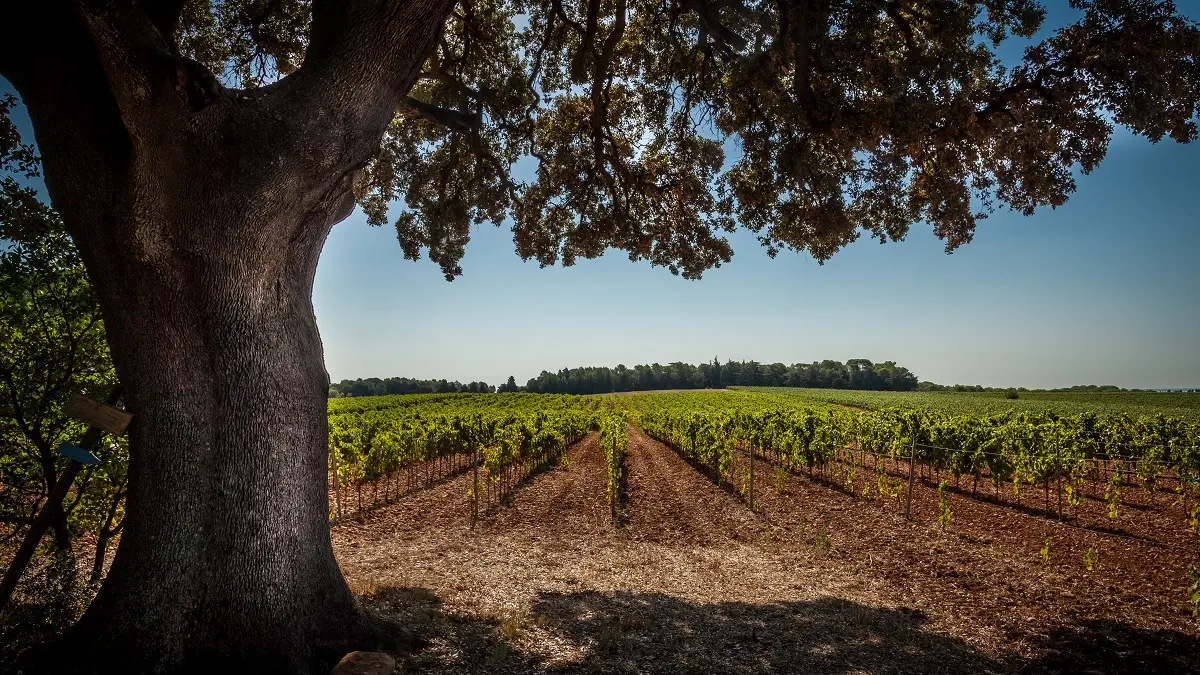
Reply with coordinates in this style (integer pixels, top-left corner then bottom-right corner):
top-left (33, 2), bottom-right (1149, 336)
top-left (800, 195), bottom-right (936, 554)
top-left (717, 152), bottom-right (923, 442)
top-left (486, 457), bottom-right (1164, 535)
top-left (331, 430), bottom-right (1200, 674)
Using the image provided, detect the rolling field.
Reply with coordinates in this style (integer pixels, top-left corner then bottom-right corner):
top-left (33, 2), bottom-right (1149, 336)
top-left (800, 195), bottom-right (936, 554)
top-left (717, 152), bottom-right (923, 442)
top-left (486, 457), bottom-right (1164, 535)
top-left (325, 390), bottom-right (1200, 674)
top-left (740, 387), bottom-right (1200, 422)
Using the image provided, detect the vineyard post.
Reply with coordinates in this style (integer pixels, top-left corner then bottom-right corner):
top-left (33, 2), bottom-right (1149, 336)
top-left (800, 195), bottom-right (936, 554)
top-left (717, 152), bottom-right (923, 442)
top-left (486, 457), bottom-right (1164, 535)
top-left (749, 443), bottom-right (755, 512)
top-left (471, 445), bottom-right (480, 528)
top-left (1056, 442), bottom-right (1063, 521)
top-left (331, 443), bottom-right (342, 522)
top-left (905, 435), bottom-right (917, 520)
top-left (611, 441), bottom-right (618, 526)
top-left (611, 462), bottom-right (617, 525)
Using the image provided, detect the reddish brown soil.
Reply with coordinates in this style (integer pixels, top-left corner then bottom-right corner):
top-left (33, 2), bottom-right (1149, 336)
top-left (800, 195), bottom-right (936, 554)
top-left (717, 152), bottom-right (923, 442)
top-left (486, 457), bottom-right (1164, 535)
top-left (331, 430), bottom-right (1200, 674)
top-left (722, 444), bottom-right (1200, 670)
top-left (622, 427), bottom-right (763, 545)
top-left (327, 452), bottom-right (477, 523)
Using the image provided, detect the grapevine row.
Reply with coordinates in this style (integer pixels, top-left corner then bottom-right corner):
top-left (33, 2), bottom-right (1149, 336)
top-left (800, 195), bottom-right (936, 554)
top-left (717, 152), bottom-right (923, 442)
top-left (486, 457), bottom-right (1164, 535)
top-left (624, 391), bottom-right (1200, 522)
top-left (327, 394), bottom-right (600, 521)
top-left (597, 411), bottom-right (629, 522)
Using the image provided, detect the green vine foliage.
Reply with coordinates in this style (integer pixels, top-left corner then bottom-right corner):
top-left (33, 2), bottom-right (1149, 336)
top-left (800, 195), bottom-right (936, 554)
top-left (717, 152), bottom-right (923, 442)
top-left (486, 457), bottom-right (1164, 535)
top-left (624, 390), bottom-right (1200, 529)
top-left (937, 480), bottom-right (952, 530)
top-left (326, 393), bottom-right (596, 518)
top-left (597, 411), bottom-right (629, 520)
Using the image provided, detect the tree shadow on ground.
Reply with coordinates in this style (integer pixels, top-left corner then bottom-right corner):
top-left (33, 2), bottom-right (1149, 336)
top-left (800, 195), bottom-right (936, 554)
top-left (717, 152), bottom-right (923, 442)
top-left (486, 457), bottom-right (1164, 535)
top-left (365, 586), bottom-right (1200, 675)
top-left (366, 586), bottom-right (1006, 674)
top-left (529, 591), bottom-right (1002, 674)
top-left (1019, 619), bottom-right (1200, 675)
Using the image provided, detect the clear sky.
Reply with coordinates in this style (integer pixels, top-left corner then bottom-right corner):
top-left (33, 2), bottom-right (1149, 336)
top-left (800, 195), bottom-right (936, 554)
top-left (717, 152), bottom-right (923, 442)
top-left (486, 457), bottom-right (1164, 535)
top-left (5, 2), bottom-right (1200, 389)
top-left (314, 127), bottom-right (1199, 390)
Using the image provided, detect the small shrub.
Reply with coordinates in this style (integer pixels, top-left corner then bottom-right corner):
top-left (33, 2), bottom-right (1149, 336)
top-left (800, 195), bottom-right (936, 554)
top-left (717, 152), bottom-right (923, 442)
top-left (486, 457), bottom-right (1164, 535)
top-left (1066, 484), bottom-right (1084, 508)
top-left (1106, 472), bottom-right (1123, 519)
top-left (774, 465), bottom-right (788, 494)
top-left (1004, 390), bottom-right (1020, 400)
top-left (1039, 536), bottom-right (1052, 563)
top-left (496, 615), bottom-right (524, 641)
top-left (814, 524), bottom-right (831, 553)
top-left (1083, 548), bottom-right (1102, 573)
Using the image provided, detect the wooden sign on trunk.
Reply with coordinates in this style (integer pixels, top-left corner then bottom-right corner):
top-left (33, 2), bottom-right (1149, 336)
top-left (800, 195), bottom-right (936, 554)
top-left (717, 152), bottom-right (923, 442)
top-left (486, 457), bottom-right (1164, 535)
top-left (64, 392), bottom-right (132, 435)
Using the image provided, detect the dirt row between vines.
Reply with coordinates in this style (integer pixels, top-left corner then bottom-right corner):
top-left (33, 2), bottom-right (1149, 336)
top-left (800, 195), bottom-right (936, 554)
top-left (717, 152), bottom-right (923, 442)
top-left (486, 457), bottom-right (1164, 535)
top-left (331, 430), bottom-right (1200, 674)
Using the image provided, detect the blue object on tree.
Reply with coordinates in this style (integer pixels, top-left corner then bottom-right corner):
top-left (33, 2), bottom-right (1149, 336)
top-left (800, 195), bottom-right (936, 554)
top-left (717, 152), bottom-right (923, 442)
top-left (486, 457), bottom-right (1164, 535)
top-left (58, 442), bottom-right (101, 465)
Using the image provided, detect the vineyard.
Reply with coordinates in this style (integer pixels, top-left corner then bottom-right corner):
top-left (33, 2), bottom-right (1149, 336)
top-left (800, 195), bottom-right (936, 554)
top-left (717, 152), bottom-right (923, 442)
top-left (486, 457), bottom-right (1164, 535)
top-left (324, 389), bottom-right (1200, 673)
top-left (327, 393), bottom-right (626, 522)
top-left (629, 390), bottom-right (1200, 519)
top-left (741, 386), bottom-right (1200, 422)
top-left (327, 388), bottom-right (1200, 577)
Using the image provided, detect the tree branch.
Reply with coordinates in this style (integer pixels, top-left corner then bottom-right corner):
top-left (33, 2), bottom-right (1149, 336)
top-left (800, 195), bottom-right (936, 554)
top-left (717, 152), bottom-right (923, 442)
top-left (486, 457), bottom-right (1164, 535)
top-left (571, 0), bottom-right (602, 83)
top-left (75, 0), bottom-right (202, 129)
top-left (425, 51), bottom-right (483, 100)
top-left (587, 0), bottom-right (628, 193)
top-left (876, 0), bottom-right (917, 51)
top-left (551, 0), bottom-right (586, 37)
top-left (287, 0), bottom-right (459, 165)
top-left (62, 464), bottom-right (97, 519)
top-left (975, 63), bottom-right (1065, 124)
top-left (2, 368), bottom-right (39, 449)
top-left (141, 0), bottom-right (187, 45)
top-left (679, 0), bottom-right (749, 52)
top-left (400, 96), bottom-right (482, 131)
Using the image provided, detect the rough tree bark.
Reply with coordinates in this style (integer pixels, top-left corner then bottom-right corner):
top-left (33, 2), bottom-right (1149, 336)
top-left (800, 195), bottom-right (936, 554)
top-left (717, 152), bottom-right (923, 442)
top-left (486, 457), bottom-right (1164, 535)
top-left (1, 1), bottom-right (453, 673)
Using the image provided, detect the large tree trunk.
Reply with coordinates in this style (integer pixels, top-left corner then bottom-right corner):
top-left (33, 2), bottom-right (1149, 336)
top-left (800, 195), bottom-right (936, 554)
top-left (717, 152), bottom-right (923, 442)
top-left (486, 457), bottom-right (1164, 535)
top-left (17, 198), bottom-right (384, 674)
top-left (2, 2), bottom-right (453, 671)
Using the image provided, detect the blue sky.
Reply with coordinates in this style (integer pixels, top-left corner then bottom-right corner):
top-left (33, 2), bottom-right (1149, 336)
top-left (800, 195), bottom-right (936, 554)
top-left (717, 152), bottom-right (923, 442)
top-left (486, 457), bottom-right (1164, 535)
top-left (5, 2), bottom-right (1199, 389)
top-left (314, 128), bottom-right (1199, 389)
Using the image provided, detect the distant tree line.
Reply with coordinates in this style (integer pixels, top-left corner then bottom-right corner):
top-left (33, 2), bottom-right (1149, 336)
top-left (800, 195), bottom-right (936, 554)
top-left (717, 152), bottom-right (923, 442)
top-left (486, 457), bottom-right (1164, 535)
top-left (519, 358), bottom-right (919, 395)
top-left (329, 377), bottom-right (496, 397)
top-left (327, 368), bottom-right (1178, 398)
top-left (917, 382), bottom-right (1145, 393)
top-left (328, 359), bottom-right (919, 398)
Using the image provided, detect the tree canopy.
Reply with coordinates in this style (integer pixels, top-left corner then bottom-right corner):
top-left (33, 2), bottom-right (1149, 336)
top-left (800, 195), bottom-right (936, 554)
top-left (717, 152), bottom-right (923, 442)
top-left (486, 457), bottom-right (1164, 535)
top-left (19, 0), bottom-right (1192, 279)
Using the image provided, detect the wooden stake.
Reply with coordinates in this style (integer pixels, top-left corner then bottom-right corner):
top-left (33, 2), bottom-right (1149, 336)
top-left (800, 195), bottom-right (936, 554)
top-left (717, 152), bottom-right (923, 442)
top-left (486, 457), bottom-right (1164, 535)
top-left (1056, 443), bottom-right (1064, 521)
top-left (905, 435), bottom-right (917, 520)
top-left (748, 444), bottom-right (755, 512)
top-left (332, 444), bottom-right (342, 521)
top-left (472, 446), bottom-right (480, 527)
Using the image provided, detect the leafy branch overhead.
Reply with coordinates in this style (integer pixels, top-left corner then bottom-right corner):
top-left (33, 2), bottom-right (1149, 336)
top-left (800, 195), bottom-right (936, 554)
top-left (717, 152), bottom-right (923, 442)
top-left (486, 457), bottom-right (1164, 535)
top-left (23, 0), bottom-right (1200, 280)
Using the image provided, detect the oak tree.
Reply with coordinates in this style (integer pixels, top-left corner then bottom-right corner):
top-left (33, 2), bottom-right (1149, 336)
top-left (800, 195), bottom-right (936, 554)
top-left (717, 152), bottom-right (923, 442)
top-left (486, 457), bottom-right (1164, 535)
top-left (0, 0), bottom-right (1197, 672)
